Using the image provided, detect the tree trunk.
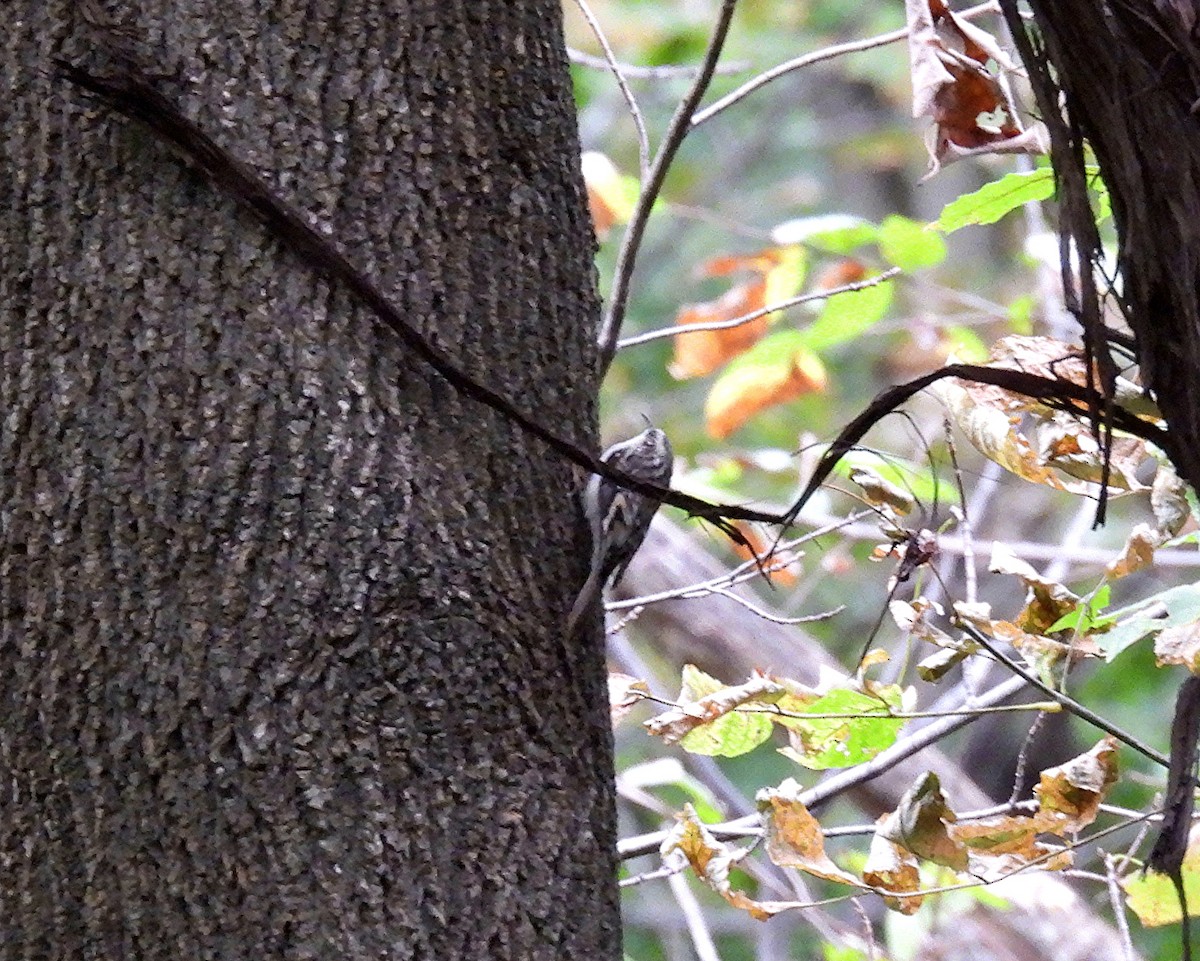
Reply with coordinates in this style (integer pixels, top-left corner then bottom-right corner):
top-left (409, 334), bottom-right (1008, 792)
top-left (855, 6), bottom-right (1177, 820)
top-left (0, 3), bottom-right (617, 958)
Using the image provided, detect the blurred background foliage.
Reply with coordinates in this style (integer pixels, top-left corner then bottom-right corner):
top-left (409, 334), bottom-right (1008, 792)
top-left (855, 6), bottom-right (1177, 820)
top-left (563, 2), bottom-right (1190, 959)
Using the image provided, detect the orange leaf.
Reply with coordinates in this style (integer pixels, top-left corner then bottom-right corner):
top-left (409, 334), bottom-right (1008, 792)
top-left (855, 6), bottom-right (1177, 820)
top-left (705, 333), bottom-right (827, 439)
top-left (812, 258), bottom-right (868, 291)
top-left (671, 278), bottom-right (770, 379)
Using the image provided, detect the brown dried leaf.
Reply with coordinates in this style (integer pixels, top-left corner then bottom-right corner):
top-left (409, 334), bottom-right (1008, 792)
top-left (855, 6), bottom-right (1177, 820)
top-left (951, 812), bottom-right (1054, 859)
top-left (1152, 462), bottom-right (1192, 538)
top-left (608, 673), bottom-right (649, 727)
top-left (1107, 522), bottom-right (1164, 580)
top-left (730, 522), bottom-right (801, 586)
top-left (989, 544), bottom-right (1081, 635)
top-left (670, 278), bottom-right (771, 379)
top-left (864, 828), bottom-right (925, 914)
top-left (936, 377), bottom-right (1071, 492)
top-left (850, 466), bottom-right (916, 515)
top-left (661, 805), bottom-right (737, 884)
top-left (757, 779), bottom-right (863, 886)
top-left (644, 671), bottom-right (784, 745)
top-left (880, 772), bottom-right (969, 871)
top-left (1154, 620), bottom-right (1200, 673)
top-left (1035, 738), bottom-right (1119, 832)
top-left (905, 0), bottom-right (1042, 174)
top-left (662, 806), bottom-right (807, 921)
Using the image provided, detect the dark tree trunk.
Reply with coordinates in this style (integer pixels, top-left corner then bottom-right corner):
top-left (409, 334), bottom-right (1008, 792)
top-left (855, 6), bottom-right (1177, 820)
top-left (0, 3), bottom-right (617, 959)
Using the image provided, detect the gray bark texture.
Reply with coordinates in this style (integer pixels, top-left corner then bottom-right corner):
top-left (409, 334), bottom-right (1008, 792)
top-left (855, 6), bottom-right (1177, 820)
top-left (0, 3), bottom-right (618, 959)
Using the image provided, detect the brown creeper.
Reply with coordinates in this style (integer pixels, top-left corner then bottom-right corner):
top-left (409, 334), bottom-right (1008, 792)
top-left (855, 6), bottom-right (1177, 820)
top-left (566, 427), bottom-right (674, 637)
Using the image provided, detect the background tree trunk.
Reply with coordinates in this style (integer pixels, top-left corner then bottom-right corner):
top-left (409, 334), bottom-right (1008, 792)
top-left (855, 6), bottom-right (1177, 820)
top-left (0, 3), bottom-right (618, 958)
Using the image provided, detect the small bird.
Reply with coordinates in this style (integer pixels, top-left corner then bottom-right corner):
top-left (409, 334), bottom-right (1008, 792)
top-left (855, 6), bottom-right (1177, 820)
top-left (566, 427), bottom-right (674, 638)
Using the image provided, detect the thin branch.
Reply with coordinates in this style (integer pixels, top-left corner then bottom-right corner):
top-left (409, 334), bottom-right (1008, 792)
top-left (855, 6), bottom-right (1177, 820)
top-left (691, 0), bottom-right (1000, 128)
top-left (958, 621), bottom-right (1168, 768)
top-left (1104, 852), bottom-right (1138, 961)
top-left (668, 871), bottom-right (723, 961)
top-left (707, 586), bottom-right (843, 625)
top-left (616, 268), bottom-right (902, 351)
top-left (56, 60), bottom-right (789, 532)
top-left (606, 510), bottom-right (876, 612)
top-left (568, 47), bottom-right (751, 80)
top-left (597, 0), bottom-right (741, 372)
top-left (572, 0), bottom-right (650, 177)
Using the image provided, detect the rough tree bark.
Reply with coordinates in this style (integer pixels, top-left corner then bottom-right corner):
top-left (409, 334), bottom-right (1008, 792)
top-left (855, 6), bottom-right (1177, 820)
top-left (0, 3), bottom-right (618, 959)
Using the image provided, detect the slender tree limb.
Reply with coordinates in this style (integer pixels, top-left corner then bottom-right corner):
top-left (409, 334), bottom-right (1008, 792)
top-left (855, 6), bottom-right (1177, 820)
top-left (616, 268), bottom-right (900, 350)
top-left (690, 0), bottom-right (999, 128)
top-left (568, 47), bottom-right (749, 80)
top-left (596, 0), bottom-right (740, 373)
top-left (572, 0), bottom-right (650, 176)
top-left (56, 58), bottom-right (786, 534)
top-left (959, 622), bottom-right (1168, 768)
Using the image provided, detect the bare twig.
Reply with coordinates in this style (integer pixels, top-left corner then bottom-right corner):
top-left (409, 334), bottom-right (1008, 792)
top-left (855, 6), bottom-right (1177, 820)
top-left (597, 0), bottom-right (741, 372)
top-left (691, 0), bottom-right (1000, 128)
top-left (707, 586), bottom-right (842, 625)
top-left (958, 621), bottom-right (1168, 768)
top-left (606, 510), bottom-right (875, 612)
top-left (1103, 852), bottom-right (1138, 961)
top-left (568, 47), bottom-right (750, 80)
top-left (616, 268), bottom-right (902, 351)
top-left (572, 0), bottom-right (650, 176)
top-left (668, 872), bottom-right (722, 961)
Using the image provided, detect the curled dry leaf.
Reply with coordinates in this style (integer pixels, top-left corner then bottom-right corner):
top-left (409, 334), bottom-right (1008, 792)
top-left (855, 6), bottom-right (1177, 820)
top-left (879, 772), bottom-right (969, 871)
top-left (1154, 620), bottom-right (1200, 673)
top-left (757, 778), bottom-right (863, 886)
top-left (1035, 738), bottom-right (1119, 833)
top-left (1152, 461), bottom-right (1192, 537)
top-left (850, 466), bottom-right (916, 515)
top-left (864, 827), bottom-right (926, 914)
top-left (730, 522), bottom-right (801, 586)
top-left (937, 335), bottom-right (1154, 494)
top-left (989, 544), bottom-right (1080, 635)
top-left (1106, 522), bottom-right (1164, 580)
top-left (644, 668), bottom-right (783, 751)
top-left (935, 377), bottom-right (1071, 492)
top-left (661, 806), bottom-right (804, 921)
top-left (905, 0), bottom-right (1043, 174)
top-left (670, 277), bottom-right (771, 379)
top-left (670, 247), bottom-right (803, 379)
top-left (608, 673), bottom-right (650, 727)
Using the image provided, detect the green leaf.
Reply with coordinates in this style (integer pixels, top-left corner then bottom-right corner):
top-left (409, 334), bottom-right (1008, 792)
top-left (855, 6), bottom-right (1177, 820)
top-left (775, 688), bottom-right (905, 770)
top-left (764, 244), bottom-right (808, 309)
top-left (931, 169), bottom-right (1056, 233)
top-left (879, 214), bottom-right (947, 270)
top-left (680, 664), bottom-right (725, 700)
top-left (1100, 582), bottom-right (1200, 660)
top-left (1124, 863), bottom-right (1200, 926)
top-left (1008, 294), bottom-right (1035, 334)
top-left (679, 709), bottom-right (775, 758)
top-left (943, 325), bottom-right (990, 363)
top-left (1047, 584), bottom-right (1115, 634)
top-left (1087, 164), bottom-right (1112, 223)
top-left (799, 280), bottom-right (894, 352)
